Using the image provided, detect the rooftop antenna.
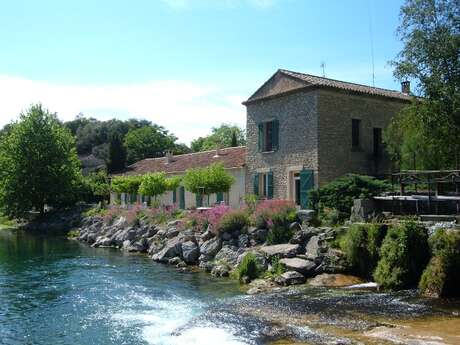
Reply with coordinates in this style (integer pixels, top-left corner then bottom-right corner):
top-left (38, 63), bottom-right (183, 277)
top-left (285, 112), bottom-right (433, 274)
top-left (368, 0), bottom-right (375, 87)
top-left (320, 61), bottom-right (326, 77)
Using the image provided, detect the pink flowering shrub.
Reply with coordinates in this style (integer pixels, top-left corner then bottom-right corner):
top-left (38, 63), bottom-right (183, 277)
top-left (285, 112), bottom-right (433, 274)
top-left (101, 204), bottom-right (182, 226)
top-left (253, 199), bottom-right (297, 229)
top-left (141, 204), bottom-right (181, 224)
top-left (183, 204), bottom-right (232, 234)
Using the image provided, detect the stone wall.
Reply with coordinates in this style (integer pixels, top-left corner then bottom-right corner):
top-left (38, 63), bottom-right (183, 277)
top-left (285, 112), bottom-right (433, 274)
top-left (245, 89), bottom-right (319, 199)
top-left (317, 89), bottom-right (408, 184)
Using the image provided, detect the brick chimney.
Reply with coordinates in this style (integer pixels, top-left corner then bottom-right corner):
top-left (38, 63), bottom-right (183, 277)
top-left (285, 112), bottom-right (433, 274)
top-left (401, 81), bottom-right (410, 94)
top-left (165, 151), bottom-right (173, 163)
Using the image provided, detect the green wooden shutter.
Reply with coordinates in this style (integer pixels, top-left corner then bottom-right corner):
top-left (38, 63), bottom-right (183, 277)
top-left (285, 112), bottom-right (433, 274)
top-left (258, 123), bottom-right (264, 152)
top-left (172, 189), bottom-right (177, 204)
top-left (253, 173), bottom-right (259, 195)
top-left (272, 119), bottom-right (279, 151)
top-left (216, 192), bottom-right (224, 203)
top-left (267, 171), bottom-right (274, 199)
top-left (300, 169), bottom-right (314, 209)
top-left (195, 194), bottom-right (202, 207)
top-left (179, 187), bottom-right (185, 209)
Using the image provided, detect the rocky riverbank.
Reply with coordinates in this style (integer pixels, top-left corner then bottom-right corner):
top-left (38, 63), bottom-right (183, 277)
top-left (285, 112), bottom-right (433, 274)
top-left (76, 211), bottom-right (350, 289)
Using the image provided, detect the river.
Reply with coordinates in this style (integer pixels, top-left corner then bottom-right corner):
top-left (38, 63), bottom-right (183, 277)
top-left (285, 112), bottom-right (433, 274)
top-left (1, 229), bottom-right (459, 345)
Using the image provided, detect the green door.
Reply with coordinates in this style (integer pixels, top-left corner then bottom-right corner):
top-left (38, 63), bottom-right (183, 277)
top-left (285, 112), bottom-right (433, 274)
top-left (300, 169), bottom-right (314, 209)
top-left (179, 186), bottom-right (185, 209)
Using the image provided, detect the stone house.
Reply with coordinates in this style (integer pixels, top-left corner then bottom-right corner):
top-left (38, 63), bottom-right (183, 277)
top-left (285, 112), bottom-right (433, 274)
top-left (243, 69), bottom-right (411, 208)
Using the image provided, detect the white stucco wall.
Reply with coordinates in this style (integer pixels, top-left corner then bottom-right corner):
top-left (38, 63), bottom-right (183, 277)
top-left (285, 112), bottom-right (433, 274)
top-left (112, 167), bottom-right (246, 209)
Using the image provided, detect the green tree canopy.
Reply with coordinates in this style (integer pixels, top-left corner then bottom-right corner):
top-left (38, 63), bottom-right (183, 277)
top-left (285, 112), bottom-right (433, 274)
top-left (385, 0), bottom-right (460, 169)
top-left (138, 172), bottom-right (168, 199)
top-left (191, 124), bottom-right (246, 152)
top-left (107, 133), bottom-right (127, 173)
top-left (183, 163), bottom-right (234, 196)
top-left (0, 104), bottom-right (83, 217)
top-left (110, 175), bottom-right (142, 194)
top-left (124, 126), bottom-right (177, 164)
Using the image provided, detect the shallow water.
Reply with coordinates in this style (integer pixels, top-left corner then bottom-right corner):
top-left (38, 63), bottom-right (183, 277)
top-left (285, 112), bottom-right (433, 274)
top-left (1, 229), bottom-right (459, 345)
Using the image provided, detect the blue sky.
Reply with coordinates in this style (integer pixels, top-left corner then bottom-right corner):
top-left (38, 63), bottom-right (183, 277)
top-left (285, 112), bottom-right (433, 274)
top-left (0, 0), bottom-right (405, 144)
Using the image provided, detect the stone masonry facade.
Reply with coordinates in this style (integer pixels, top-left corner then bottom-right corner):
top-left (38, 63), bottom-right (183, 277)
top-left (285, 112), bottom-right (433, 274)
top-left (245, 89), bottom-right (319, 200)
top-left (244, 69), bottom-right (410, 200)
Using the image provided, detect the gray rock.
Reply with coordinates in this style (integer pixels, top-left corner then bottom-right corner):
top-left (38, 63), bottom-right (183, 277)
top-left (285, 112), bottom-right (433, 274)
top-left (181, 241), bottom-right (199, 264)
top-left (289, 222), bottom-right (301, 232)
top-left (211, 265), bottom-right (230, 277)
top-left (260, 244), bottom-right (300, 259)
top-left (167, 219), bottom-right (182, 227)
top-left (249, 228), bottom-right (268, 243)
top-left (166, 227), bottom-right (180, 239)
top-left (305, 236), bottom-right (320, 259)
top-left (279, 258), bottom-right (316, 276)
top-left (214, 246), bottom-right (239, 266)
top-left (199, 237), bottom-right (222, 260)
top-left (200, 229), bottom-right (214, 242)
top-left (238, 234), bottom-right (249, 248)
top-left (199, 261), bottom-right (215, 272)
top-left (92, 236), bottom-right (112, 248)
top-left (296, 209), bottom-right (315, 223)
top-left (152, 237), bottom-right (183, 262)
top-left (289, 229), bottom-right (315, 245)
top-left (275, 271), bottom-right (306, 286)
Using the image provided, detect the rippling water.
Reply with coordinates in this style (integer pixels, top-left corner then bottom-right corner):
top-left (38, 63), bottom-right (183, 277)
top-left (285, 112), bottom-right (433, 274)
top-left (2, 229), bottom-right (459, 345)
top-left (0, 230), bottom-right (254, 345)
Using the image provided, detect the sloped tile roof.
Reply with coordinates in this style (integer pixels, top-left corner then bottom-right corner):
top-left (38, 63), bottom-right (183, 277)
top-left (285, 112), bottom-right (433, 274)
top-left (118, 146), bottom-right (246, 176)
top-left (245, 69), bottom-right (412, 104)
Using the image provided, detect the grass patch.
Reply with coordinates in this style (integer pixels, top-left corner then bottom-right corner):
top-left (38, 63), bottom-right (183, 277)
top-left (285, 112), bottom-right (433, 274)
top-left (0, 214), bottom-right (17, 229)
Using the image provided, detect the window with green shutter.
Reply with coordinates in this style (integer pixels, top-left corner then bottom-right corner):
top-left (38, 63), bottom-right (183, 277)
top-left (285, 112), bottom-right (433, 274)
top-left (267, 171), bottom-right (274, 199)
top-left (195, 194), bottom-right (202, 207)
top-left (173, 189), bottom-right (177, 204)
top-left (216, 192), bottom-right (224, 203)
top-left (258, 120), bottom-right (279, 152)
top-left (253, 173), bottom-right (259, 195)
top-left (179, 186), bottom-right (185, 209)
top-left (300, 169), bottom-right (314, 209)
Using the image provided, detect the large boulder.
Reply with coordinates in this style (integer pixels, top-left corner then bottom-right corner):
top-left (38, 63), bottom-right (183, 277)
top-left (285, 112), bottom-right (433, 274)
top-left (275, 271), bottom-right (306, 286)
top-left (166, 227), bottom-right (180, 239)
top-left (304, 236), bottom-right (321, 259)
top-left (181, 241), bottom-right (200, 264)
top-left (260, 244), bottom-right (300, 259)
top-left (249, 228), bottom-right (268, 243)
top-left (279, 258), bottom-right (316, 276)
top-left (214, 246), bottom-right (239, 266)
top-left (199, 237), bottom-right (222, 261)
top-left (152, 237), bottom-right (183, 262)
top-left (211, 264), bottom-right (230, 277)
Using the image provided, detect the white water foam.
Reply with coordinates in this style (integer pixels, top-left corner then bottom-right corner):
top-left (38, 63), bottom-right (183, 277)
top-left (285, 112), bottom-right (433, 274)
top-left (111, 292), bottom-right (249, 345)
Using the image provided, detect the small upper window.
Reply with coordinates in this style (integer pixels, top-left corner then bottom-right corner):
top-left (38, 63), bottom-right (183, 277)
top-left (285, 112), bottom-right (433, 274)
top-left (352, 119), bottom-right (361, 148)
top-left (258, 120), bottom-right (279, 152)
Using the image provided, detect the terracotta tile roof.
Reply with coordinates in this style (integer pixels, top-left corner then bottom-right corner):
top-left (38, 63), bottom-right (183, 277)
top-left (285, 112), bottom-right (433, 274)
top-left (245, 69), bottom-right (412, 103)
top-left (118, 146), bottom-right (246, 176)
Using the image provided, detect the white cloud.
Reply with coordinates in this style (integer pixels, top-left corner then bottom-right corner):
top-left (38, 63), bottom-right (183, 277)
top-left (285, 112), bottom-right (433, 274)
top-left (0, 75), bottom-right (246, 145)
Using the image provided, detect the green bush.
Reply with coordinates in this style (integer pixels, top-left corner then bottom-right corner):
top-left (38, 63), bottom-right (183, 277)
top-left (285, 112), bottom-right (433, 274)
top-left (340, 223), bottom-right (387, 278)
top-left (265, 255), bottom-right (285, 278)
top-left (235, 253), bottom-right (261, 283)
top-left (309, 174), bottom-right (390, 216)
top-left (374, 221), bottom-right (429, 290)
top-left (266, 225), bottom-right (294, 245)
top-left (419, 229), bottom-right (460, 297)
top-left (219, 210), bottom-right (250, 233)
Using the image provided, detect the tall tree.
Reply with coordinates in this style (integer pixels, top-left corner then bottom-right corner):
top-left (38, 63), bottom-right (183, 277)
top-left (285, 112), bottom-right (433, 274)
top-left (0, 104), bottom-right (83, 217)
top-left (191, 124), bottom-right (246, 152)
top-left (107, 133), bottom-right (126, 172)
top-left (124, 125), bottom-right (176, 164)
top-left (385, 0), bottom-right (460, 169)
